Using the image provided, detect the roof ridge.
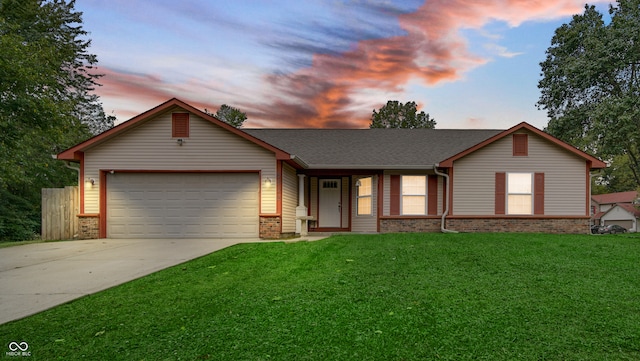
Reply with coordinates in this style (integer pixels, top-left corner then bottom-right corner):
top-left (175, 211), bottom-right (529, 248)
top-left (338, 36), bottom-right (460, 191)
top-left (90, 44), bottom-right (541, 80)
top-left (244, 128), bottom-right (504, 131)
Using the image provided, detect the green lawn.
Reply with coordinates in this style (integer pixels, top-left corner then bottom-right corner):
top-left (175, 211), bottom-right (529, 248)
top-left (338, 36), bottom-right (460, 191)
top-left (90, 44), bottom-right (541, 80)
top-left (1, 233), bottom-right (640, 360)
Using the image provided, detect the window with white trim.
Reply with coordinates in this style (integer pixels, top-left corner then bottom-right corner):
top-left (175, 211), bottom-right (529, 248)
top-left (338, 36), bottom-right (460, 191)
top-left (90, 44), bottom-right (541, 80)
top-left (356, 177), bottom-right (372, 215)
top-left (507, 173), bottom-right (532, 215)
top-left (402, 175), bottom-right (426, 215)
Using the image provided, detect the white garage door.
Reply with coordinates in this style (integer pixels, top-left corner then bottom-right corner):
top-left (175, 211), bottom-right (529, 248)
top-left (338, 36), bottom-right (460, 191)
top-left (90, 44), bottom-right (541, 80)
top-left (107, 173), bottom-right (259, 238)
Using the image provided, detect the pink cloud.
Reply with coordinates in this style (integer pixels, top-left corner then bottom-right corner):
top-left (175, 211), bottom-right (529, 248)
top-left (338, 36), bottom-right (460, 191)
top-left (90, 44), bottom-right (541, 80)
top-left (95, 0), bottom-right (610, 128)
top-left (249, 0), bottom-right (606, 128)
top-left (94, 68), bottom-right (228, 123)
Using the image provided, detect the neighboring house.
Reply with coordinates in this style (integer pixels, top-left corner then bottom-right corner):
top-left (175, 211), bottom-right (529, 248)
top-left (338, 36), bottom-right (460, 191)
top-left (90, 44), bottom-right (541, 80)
top-left (591, 191), bottom-right (640, 231)
top-left (55, 98), bottom-right (606, 239)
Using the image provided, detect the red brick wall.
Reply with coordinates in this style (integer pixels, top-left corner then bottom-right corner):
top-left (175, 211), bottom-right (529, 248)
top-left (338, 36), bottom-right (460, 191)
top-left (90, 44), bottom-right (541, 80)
top-left (260, 216), bottom-right (282, 239)
top-left (78, 215), bottom-right (100, 239)
top-left (380, 217), bottom-right (590, 234)
top-left (446, 217), bottom-right (590, 234)
top-left (380, 218), bottom-right (441, 233)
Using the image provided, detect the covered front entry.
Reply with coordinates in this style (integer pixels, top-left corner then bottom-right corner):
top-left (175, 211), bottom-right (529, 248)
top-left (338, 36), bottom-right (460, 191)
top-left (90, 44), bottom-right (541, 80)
top-left (309, 176), bottom-right (351, 232)
top-left (318, 179), bottom-right (342, 227)
top-left (106, 172), bottom-right (259, 238)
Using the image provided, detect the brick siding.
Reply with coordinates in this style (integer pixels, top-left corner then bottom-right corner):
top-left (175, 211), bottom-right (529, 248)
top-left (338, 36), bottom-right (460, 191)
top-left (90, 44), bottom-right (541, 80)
top-left (78, 215), bottom-right (100, 239)
top-left (260, 216), bottom-right (282, 239)
top-left (380, 218), bottom-right (442, 233)
top-left (446, 217), bottom-right (590, 234)
top-left (380, 217), bottom-right (589, 234)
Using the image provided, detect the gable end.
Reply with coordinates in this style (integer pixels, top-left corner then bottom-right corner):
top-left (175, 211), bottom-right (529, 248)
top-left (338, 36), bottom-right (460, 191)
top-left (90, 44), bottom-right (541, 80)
top-left (439, 122), bottom-right (605, 168)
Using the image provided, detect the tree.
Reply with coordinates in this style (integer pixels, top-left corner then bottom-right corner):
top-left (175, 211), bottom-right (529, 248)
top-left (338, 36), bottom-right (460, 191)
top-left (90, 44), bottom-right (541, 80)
top-left (537, 0), bottom-right (640, 189)
top-left (0, 0), bottom-right (112, 240)
top-left (369, 100), bottom-right (436, 129)
top-left (214, 104), bottom-right (247, 128)
top-left (592, 153), bottom-right (640, 194)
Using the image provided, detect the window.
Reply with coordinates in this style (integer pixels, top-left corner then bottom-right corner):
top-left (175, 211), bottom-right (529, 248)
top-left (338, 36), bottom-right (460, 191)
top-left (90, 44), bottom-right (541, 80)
top-left (507, 173), bottom-right (532, 215)
top-left (402, 175), bottom-right (426, 215)
top-left (513, 134), bottom-right (528, 156)
top-left (322, 180), bottom-right (339, 189)
top-left (356, 177), bottom-right (372, 215)
top-left (172, 113), bottom-right (189, 138)
top-left (496, 172), bottom-right (544, 215)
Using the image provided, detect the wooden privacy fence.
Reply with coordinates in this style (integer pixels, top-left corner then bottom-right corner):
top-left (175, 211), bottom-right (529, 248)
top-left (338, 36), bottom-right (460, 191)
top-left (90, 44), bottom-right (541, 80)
top-left (41, 186), bottom-right (79, 240)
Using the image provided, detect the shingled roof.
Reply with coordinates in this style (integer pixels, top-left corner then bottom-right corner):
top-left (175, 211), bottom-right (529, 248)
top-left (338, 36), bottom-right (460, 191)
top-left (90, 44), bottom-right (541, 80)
top-left (592, 191), bottom-right (639, 205)
top-left (244, 128), bottom-right (502, 169)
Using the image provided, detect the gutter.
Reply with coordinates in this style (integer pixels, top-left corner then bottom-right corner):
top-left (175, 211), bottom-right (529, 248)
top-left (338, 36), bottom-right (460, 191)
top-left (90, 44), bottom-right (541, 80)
top-left (434, 164), bottom-right (458, 233)
top-left (290, 155), bottom-right (309, 169)
top-left (308, 164), bottom-right (435, 170)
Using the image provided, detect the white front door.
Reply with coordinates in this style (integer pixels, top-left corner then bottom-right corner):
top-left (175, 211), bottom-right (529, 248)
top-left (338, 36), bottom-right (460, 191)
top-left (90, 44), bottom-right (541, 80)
top-left (319, 179), bottom-right (341, 228)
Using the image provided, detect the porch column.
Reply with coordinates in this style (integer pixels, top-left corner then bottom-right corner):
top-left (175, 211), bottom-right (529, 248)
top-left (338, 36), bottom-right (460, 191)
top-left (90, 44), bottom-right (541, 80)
top-left (298, 174), bottom-right (305, 207)
top-left (296, 174), bottom-right (309, 235)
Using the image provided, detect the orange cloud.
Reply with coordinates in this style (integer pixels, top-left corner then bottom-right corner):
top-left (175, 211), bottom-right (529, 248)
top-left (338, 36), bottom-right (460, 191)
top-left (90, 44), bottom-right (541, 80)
top-left (95, 0), bottom-right (609, 128)
top-left (251, 0), bottom-right (600, 128)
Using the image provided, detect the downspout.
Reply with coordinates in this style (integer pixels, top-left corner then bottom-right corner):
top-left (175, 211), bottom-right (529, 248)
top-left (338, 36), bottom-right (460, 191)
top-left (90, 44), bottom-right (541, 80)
top-left (63, 160), bottom-right (81, 184)
top-left (52, 155), bottom-right (81, 198)
top-left (434, 164), bottom-right (458, 233)
top-left (589, 172), bottom-right (598, 235)
top-left (63, 160), bottom-right (80, 175)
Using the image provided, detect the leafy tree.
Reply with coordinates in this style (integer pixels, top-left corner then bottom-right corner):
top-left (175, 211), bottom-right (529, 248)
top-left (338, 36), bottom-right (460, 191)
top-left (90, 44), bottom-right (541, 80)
top-left (214, 104), bottom-right (247, 128)
top-left (369, 100), bottom-right (436, 129)
top-left (537, 0), bottom-right (640, 189)
top-left (0, 0), bottom-right (111, 240)
top-left (594, 153), bottom-right (640, 193)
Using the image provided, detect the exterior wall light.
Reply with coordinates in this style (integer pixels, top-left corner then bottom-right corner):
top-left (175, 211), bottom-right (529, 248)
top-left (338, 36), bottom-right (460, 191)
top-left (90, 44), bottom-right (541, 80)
top-left (264, 178), bottom-right (272, 187)
top-left (177, 138), bottom-right (184, 146)
top-left (85, 178), bottom-right (95, 186)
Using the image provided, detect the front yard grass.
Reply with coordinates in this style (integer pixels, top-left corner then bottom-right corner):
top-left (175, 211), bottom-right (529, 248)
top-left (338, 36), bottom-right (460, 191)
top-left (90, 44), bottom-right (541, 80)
top-left (1, 233), bottom-right (639, 360)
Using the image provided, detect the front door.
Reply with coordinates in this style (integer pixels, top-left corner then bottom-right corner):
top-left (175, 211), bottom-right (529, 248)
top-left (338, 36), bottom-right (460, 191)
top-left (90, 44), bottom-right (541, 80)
top-left (319, 179), bottom-right (341, 228)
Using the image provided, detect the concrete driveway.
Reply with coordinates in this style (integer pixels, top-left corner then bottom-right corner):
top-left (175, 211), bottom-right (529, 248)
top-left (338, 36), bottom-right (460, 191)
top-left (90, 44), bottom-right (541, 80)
top-left (0, 238), bottom-right (276, 325)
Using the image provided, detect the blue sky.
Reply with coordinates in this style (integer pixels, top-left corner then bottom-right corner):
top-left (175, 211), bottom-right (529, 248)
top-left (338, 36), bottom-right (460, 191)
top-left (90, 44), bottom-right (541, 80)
top-left (76, 0), bottom-right (613, 129)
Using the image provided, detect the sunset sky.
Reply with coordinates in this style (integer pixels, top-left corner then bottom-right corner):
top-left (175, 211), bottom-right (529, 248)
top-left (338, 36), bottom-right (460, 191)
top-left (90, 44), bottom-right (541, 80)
top-left (76, 0), bottom-right (613, 129)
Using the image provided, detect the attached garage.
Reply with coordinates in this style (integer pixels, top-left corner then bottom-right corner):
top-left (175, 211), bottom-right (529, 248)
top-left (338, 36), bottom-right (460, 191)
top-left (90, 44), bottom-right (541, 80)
top-left (106, 172), bottom-right (259, 238)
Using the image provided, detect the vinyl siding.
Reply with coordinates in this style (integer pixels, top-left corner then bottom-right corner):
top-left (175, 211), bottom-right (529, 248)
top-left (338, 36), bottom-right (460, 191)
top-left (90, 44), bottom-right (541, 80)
top-left (382, 171), bottom-right (443, 217)
top-left (437, 176), bottom-right (444, 214)
top-left (452, 130), bottom-right (587, 216)
top-left (83, 111), bottom-right (277, 214)
top-left (599, 204), bottom-right (613, 213)
top-left (352, 175), bottom-right (378, 232)
top-left (282, 163), bottom-right (297, 233)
